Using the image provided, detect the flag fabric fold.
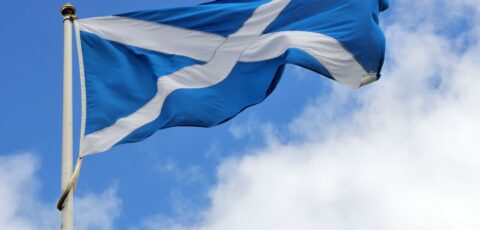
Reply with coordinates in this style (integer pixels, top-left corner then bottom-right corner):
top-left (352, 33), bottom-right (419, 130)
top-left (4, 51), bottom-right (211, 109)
top-left (77, 0), bottom-right (389, 156)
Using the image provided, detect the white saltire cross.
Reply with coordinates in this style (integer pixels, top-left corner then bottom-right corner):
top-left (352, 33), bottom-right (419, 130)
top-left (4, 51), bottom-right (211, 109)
top-left (78, 0), bottom-right (372, 155)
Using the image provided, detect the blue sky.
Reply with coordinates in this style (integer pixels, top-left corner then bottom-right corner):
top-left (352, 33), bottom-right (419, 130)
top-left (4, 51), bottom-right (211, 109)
top-left (1, 0), bottom-right (480, 230)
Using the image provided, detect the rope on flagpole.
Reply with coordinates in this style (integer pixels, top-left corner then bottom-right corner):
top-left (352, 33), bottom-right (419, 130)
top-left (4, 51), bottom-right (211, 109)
top-left (57, 157), bottom-right (83, 210)
top-left (57, 12), bottom-right (87, 212)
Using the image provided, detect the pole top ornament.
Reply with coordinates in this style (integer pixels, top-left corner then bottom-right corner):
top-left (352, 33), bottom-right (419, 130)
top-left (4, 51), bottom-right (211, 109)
top-left (61, 3), bottom-right (77, 20)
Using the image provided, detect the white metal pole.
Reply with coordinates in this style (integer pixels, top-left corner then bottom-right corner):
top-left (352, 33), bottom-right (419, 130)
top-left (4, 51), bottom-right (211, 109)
top-left (60, 3), bottom-right (76, 230)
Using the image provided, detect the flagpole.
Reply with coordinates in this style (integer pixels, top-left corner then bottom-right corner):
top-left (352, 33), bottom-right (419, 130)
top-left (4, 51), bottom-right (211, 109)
top-left (60, 3), bottom-right (76, 230)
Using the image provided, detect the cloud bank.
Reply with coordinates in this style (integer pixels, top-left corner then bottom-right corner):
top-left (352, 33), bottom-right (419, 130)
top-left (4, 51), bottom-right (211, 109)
top-left (136, 0), bottom-right (480, 229)
top-left (0, 153), bottom-right (121, 230)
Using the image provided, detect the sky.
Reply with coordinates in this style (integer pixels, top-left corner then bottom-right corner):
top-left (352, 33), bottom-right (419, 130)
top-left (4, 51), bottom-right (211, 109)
top-left (0, 0), bottom-right (479, 229)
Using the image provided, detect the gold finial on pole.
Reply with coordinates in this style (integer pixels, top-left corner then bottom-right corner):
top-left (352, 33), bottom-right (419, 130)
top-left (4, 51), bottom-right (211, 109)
top-left (60, 3), bottom-right (77, 20)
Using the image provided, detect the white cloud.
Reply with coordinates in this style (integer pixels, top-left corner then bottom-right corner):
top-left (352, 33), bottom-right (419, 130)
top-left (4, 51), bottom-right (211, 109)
top-left (75, 186), bottom-right (122, 230)
top-left (228, 115), bottom-right (264, 140)
top-left (0, 152), bottom-right (122, 230)
top-left (0, 153), bottom-right (56, 230)
top-left (154, 158), bottom-right (206, 185)
top-left (133, 0), bottom-right (480, 229)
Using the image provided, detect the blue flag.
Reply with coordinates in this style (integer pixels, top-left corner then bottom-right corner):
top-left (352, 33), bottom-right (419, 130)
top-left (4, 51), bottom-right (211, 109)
top-left (76, 0), bottom-right (389, 156)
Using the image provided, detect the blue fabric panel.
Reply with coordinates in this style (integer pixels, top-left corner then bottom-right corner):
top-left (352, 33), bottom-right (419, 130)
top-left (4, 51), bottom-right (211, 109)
top-left (203, 0), bottom-right (264, 4)
top-left (118, 58), bottom-right (285, 145)
top-left (117, 1), bottom-right (266, 37)
top-left (265, 0), bottom-right (386, 76)
top-left (379, 0), bottom-right (389, 12)
top-left (283, 48), bottom-right (334, 80)
top-left (81, 31), bottom-right (203, 134)
top-left (116, 46), bottom-right (337, 145)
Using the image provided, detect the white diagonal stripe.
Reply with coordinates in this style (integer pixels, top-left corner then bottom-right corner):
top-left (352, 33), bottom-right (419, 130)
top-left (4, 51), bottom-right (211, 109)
top-left (78, 17), bottom-right (372, 88)
top-left (82, 0), bottom-right (291, 156)
top-left (240, 31), bottom-right (371, 87)
top-left (78, 16), bottom-right (226, 62)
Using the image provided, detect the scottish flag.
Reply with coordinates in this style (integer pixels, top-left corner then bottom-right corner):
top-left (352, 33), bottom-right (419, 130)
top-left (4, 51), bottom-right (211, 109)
top-left (76, 0), bottom-right (389, 156)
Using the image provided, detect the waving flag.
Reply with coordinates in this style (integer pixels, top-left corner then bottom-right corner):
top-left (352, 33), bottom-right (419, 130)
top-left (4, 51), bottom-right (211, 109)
top-left (76, 0), bottom-right (389, 156)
